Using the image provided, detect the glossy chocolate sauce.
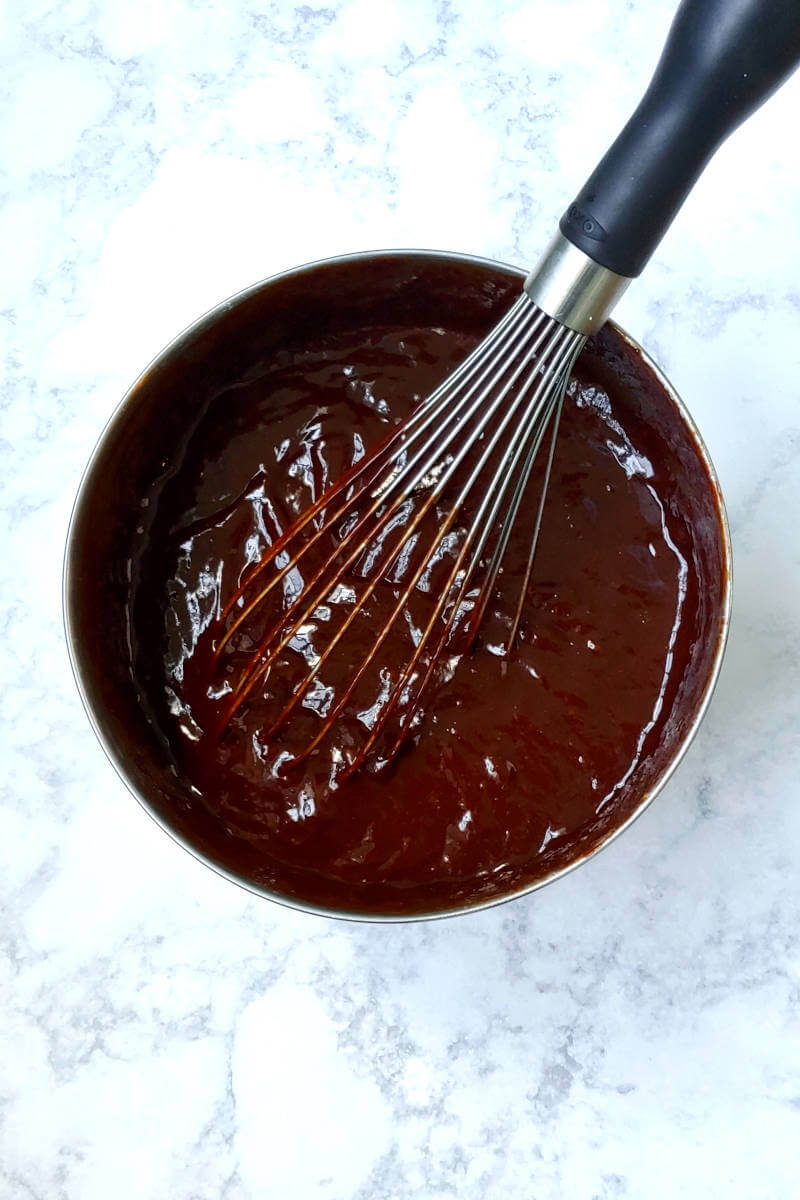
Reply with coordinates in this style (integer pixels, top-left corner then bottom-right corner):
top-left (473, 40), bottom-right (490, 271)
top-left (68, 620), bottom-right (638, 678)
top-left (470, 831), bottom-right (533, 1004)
top-left (123, 268), bottom-right (723, 915)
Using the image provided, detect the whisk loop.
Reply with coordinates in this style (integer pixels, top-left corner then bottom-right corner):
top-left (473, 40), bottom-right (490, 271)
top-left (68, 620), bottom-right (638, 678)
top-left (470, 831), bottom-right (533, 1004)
top-left (211, 294), bottom-right (585, 778)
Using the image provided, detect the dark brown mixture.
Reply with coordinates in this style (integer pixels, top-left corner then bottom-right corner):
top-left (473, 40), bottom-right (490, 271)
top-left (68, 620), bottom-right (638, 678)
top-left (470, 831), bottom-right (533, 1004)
top-left (127, 296), bottom-right (720, 915)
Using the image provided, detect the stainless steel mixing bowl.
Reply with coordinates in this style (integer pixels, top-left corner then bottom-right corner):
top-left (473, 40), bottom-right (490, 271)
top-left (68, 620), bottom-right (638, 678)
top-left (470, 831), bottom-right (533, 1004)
top-left (63, 249), bottom-right (732, 921)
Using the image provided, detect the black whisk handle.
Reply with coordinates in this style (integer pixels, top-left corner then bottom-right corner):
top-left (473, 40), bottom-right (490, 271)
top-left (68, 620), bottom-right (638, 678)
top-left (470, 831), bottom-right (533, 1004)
top-left (561, 0), bottom-right (800, 278)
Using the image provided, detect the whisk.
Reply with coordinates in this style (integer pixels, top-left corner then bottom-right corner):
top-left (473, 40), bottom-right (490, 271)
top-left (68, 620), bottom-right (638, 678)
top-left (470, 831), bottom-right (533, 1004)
top-left (212, 0), bottom-right (800, 780)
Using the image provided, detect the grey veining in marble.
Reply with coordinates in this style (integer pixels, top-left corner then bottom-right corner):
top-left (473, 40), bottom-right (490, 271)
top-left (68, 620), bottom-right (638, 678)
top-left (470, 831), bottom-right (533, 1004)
top-left (2, 0), bottom-right (799, 1196)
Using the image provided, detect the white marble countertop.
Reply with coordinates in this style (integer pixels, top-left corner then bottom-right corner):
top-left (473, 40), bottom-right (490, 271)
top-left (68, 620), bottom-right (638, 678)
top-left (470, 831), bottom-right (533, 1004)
top-left (3, 0), bottom-right (800, 1196)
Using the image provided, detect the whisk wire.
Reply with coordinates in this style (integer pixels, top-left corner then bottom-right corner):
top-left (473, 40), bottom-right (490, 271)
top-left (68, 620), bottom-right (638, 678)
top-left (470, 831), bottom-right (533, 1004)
top-left (217, 298), bottom-right (553, 728)
top-left (249, 312), bottom-right (570, 751)
top-left (503, 376), bottom-right (569, 656)
top-left (213, 297), bottom-right (586, 777)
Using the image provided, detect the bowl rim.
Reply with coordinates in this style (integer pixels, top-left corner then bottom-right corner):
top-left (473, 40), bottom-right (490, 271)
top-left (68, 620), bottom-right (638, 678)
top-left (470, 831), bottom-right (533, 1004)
top-left (63, 246), bottom-right (733, 923)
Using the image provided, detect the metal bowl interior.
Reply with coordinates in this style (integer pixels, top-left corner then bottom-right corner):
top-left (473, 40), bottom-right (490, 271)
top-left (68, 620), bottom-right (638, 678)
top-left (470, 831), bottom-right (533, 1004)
top-left (64, 249), bottom-right (731, 922)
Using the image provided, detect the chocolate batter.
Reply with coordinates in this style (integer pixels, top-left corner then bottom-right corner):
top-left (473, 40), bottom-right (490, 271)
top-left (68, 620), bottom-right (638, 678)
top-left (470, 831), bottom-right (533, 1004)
top-left (122, 265), bottom-right (724, 915)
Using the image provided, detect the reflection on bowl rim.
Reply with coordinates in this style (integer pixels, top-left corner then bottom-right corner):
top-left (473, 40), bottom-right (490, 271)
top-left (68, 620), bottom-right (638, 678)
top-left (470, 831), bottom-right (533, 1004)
top-left (63, 248), bottom-right (733, 923)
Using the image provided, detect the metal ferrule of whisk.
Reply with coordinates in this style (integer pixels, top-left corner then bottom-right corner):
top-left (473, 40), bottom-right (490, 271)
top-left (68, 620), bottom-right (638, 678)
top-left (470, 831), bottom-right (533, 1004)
top-left (523, 231), bottom-right (631, 336)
